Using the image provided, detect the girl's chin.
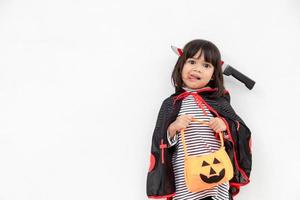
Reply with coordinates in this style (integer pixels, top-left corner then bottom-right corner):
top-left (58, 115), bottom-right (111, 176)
top-left (183, 83), bottom-right (206, 89)
top-left (183, 80), bottom-right (203, 87)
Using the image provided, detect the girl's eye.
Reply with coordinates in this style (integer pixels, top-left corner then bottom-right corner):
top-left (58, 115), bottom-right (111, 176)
top-left (203, 63), bottom-right (211, 68)
top-left (188, 60), bottom-right (196, 64)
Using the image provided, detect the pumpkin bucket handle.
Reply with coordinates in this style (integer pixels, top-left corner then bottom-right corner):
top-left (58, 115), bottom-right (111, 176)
top-left (180, 118), bottom-right (225, 157)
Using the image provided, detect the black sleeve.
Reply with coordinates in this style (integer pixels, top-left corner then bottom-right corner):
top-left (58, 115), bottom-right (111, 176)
top-left (218, 96), bottom-right (252, 195)
top-left (221, 114), bottom-right (252, 196)
top-left (146, 98), bottom-right (176, 198)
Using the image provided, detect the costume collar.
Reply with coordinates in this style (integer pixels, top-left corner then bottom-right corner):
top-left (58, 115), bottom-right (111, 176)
top-left (172, 86), bottom-right (217, 115)
top-left (174, 86), bottom-right (218, 96)
top-left (182, 86), bottom-right (217, 93)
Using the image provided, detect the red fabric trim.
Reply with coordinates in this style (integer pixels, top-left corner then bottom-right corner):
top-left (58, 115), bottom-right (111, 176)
top-left (160, 139), bottom-right (167, 164)
top-left (249, 137), bottom-right (252, 154)
top-left (148, 193), bottom-right (176, 199)
top-left (173, 88), bottom-right (218, 105)
top-left (236, 120), bottom-right (240, 131)
top-left (230, 181), bottom-right (249, 187)
top-left (193, 94), bottom-right (208, 116)
top-left (223, 89), bottom-right (229, 95)
top-left (148, 153), bottom-right (156, 172)
top-left (173, 88), bottom-right (229, 105)
top-left (229, 183), bottom-right (240, 197)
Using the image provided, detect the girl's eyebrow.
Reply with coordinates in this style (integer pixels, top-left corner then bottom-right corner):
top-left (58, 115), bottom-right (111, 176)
top-left (188, 58), bottom-right (211, 64)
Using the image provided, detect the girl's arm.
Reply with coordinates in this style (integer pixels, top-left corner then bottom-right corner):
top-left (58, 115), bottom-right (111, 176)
top-left (167, 128), bottom-right (178, 147)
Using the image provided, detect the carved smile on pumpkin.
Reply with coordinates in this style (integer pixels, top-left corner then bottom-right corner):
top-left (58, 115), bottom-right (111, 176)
top-left (199, 158), bottom-right (226, 184)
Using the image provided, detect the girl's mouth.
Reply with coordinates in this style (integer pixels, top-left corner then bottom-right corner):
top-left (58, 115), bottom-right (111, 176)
top-left (188, 74), bottom-right (201, 81)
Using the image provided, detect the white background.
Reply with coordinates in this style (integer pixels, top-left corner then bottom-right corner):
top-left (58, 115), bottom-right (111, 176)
top-left (1, 0), bottom-right (300, 199)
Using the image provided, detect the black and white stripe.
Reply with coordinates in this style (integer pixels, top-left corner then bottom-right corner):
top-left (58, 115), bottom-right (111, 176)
top-left (171, 91), bottom-right (229, 200)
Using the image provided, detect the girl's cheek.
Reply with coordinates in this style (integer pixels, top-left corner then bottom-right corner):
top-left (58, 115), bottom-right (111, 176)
top-left (183, 64), bottom-right (192, 72)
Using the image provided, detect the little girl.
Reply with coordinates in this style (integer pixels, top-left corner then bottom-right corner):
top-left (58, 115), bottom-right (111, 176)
top-left (146, 39), bottom-right (252, 200)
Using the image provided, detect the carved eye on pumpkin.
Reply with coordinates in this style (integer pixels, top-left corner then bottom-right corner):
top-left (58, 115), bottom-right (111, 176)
top-left (213, 158), bottom-right (221, 164)
top-left (202, 161), bottom-right (209, 167)
top-left (200, 158), bottom-right (225, 183)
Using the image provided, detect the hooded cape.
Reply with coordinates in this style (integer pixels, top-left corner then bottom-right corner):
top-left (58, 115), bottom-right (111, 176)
top-left (146, 88), bottom-right (252, 199)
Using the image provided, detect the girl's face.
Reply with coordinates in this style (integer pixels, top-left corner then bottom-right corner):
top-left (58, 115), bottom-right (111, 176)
top-left (181, 50), bottom-right (215, 89)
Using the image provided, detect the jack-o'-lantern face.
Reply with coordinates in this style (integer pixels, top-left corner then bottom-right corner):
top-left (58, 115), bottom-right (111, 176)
top-left (199, 158), bottom-right (225, 183)
top-left (184, 146), bottom-right (234, 193)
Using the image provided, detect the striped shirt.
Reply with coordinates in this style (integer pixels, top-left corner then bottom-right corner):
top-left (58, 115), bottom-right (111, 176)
top-left (168, 87), bottom-right (229, 200)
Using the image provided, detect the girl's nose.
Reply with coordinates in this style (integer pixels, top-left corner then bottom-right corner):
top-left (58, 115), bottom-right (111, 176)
top-left (192, 68), bottom-right (201, 73)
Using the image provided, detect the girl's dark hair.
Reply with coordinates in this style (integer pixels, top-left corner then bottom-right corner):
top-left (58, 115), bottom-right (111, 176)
top-left (171, 39), bottom-right (225, 98)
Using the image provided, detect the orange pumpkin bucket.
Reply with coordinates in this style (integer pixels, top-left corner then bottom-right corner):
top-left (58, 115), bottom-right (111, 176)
top-left (181, 118), bottom-right (234, 192)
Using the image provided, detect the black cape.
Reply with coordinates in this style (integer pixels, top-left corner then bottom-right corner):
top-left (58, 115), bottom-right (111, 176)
top-left (146, 88), bottom-right (252, 199)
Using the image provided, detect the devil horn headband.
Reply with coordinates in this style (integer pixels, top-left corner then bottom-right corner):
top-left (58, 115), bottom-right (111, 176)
top-left (171, 45), bottom-right (183, 56)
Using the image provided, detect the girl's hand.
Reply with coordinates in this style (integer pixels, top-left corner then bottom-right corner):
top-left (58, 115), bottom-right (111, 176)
top-left (209, 117), bottom-right (227, 133)
top-left (168, 114), bottom-right (193, 138)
